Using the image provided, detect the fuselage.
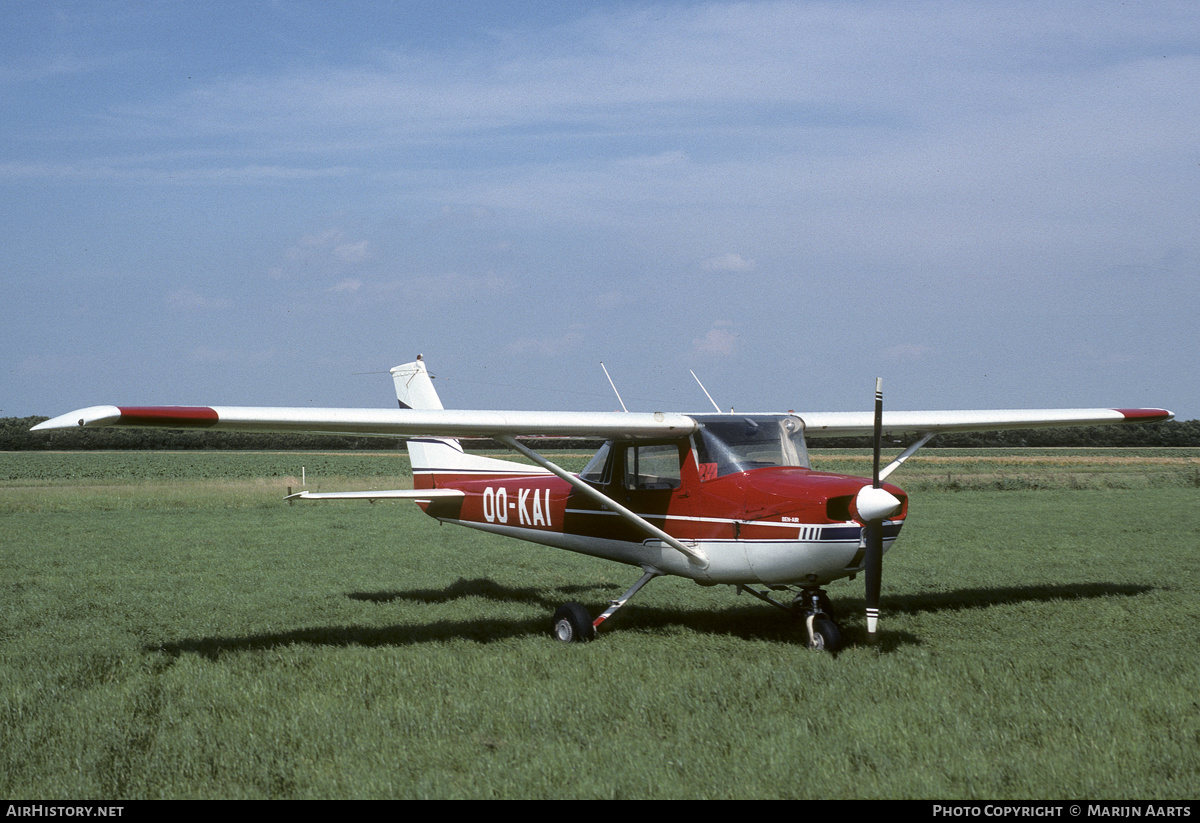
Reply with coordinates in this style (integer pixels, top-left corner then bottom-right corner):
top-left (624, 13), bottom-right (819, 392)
top-left (414, 420), bottom-right (907, 586)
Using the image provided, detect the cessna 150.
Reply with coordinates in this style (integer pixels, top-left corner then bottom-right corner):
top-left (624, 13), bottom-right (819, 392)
top-left (32, 357), bottom-right (1172, 651)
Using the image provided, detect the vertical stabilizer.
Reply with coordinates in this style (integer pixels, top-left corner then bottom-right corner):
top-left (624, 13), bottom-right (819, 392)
top-left (389, 356), bottom-right (548, 482)
top-left (391, 355), bottom-right (444, 411)
top-left (390, 357), bottom-right (464, 476)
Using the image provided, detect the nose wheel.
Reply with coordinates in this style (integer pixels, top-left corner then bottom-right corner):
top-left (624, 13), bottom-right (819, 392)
top-left (737, 583), bottom-right (843, 651)
top-left (793, 588), bottom-right (842, 652)
top-left (807, 616), bottom-right (841, 651)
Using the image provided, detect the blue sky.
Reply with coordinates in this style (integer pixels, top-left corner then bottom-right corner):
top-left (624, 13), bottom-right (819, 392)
top-left (4, 1), bottom-right (1197, 421)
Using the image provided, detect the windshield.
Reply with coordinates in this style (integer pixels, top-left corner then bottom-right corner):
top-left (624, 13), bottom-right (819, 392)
top-left (692, 415), bottom-right (809, 478)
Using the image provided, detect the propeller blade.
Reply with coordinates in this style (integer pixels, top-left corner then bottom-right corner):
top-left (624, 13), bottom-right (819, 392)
top-left (865, 377), bottom-right (884, 645)
top-left (872, 377), bottom-right (883, 489)
top-left (864, 518), bottom-right (881, 642)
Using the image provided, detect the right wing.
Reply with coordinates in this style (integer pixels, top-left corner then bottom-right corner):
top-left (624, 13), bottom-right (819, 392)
top-left (30, 405), bottom-right (697, 440)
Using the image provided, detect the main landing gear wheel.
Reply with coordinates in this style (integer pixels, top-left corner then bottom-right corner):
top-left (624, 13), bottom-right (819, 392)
top-left (552, 602), bottom-right (595, 643)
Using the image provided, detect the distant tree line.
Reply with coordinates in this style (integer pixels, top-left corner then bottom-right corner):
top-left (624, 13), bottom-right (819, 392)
top-left (4, 417), bottom-right (404, 451)
top-left (5, 415), bottom-right (1198, 451)
top-left (814, 418), bottom-right (1200, 449)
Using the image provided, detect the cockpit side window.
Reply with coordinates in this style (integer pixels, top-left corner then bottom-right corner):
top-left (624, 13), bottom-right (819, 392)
top-left (579, 441), bottom-right (612, 485)
top-left (622, 443), bottom-right (682, 490)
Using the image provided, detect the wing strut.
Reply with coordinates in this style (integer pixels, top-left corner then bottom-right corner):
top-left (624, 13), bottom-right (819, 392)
top-left (495, 435), bottom-right (710, 569)
top-left (878, 432), bottom-right (936, 482)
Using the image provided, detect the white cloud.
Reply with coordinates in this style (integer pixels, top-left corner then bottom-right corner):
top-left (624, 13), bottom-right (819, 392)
top-left (188, 346), bottom-right (278, 365)
top-left (693, 323), bottom-right (738, 356)
top-left (701, 253), bottom-right (755, 273)
top-left (505, 330), bottom-right (585, 357)
top-left (334, 240), bottom-right (369, 263)
top-left (386, 271), bottom-right (507, 295)
top-left (884, 344), bottom-right (933, 362)
top-left (0, 161), bottom-right (353, 184)
top-left (165, 287), bottom-right (231, 311)
top-left (594, 290), bottom-right (627, 309)
top-left (271, 229), bottom-right (371, 281)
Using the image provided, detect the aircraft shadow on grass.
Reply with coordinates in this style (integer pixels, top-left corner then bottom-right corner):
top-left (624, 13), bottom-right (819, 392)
top-left (881, 581), bottom-right (1154, 616)
top-left (146, 580), bottom-right (1154, 661)
top-left (346, 576), bottom-right (606, 608)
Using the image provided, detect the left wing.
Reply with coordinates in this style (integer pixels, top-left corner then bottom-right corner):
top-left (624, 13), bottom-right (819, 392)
top-left (796, 407), bottom-right (1173, 438)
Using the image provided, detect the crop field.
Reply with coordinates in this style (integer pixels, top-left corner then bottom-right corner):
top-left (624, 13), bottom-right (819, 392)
top-left (2, 449), bottom-right (1198, 799)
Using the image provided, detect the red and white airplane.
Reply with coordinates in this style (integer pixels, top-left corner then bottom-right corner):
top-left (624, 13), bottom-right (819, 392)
top-left (32, 356), bottom-right (1172, 650)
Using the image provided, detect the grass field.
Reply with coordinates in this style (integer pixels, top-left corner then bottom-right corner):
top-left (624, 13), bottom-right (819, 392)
top-left (2, 450), bottom-right (1198, 799)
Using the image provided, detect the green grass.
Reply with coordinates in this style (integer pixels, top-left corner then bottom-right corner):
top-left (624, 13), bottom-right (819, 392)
top-left (810, 447), bottom-right (1200, 490)
top-left (1, 451), bottom-right (1198, 798)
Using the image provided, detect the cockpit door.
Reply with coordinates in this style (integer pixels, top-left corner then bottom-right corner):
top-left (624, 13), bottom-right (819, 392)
top-left (568, 439), bottom-right (697, 543)
top-left (617, 440), bottom-right (697, 541)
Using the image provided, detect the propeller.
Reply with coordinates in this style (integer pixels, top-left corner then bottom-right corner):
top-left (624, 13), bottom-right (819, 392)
top-left (853, 378), bottom-right (902, 645)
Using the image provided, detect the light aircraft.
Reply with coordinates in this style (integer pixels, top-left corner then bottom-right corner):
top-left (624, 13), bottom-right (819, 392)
top-left (32, 356), bottom-right (1173, 651)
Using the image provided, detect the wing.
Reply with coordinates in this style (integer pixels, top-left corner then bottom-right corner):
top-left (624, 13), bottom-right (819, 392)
top-left (797, 407), bottom-right (1173, 438)
top-left (30, 404), bottom-right (697, 440)
top-left (30, 404), bottom-right (1172, 441)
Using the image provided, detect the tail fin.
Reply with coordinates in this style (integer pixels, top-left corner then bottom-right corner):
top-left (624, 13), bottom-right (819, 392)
top-left (389, 356), bottom-right (547, 482)
top-left (391, 355), bottom-right (444, 411)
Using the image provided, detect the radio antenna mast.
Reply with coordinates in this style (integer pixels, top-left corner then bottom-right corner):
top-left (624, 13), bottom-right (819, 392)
top-left (600, 362), bottom-right (628, 412)
top-left (691, 370), bottom-right (723, 413)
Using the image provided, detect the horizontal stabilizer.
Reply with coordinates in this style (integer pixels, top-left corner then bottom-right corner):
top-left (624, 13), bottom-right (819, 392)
top-left (285, 488), bottom-right (466, 502)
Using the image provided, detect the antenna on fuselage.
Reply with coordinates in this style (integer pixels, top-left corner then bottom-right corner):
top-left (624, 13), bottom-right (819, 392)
top-left (690, 370), bottom-right (723, 414)
top-left (600, 362), bottom-right (628, 412)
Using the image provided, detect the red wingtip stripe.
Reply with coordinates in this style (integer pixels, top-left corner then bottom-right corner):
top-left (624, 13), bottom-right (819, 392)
top-left (117, 406), bottom-right (220, 427)
top-left (1114, 408), bottom-right (1172, 422)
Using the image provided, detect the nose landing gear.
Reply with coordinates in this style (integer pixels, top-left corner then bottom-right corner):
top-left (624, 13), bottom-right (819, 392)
top-left (736, 584), bottom-right (843, 651)
top-left (792, 588), bottom-right (841, 651)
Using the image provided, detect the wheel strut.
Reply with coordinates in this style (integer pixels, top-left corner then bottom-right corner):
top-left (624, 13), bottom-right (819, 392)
top-left (592, 568), bottom-right (660, 631)
top-left (552, 568), bottom-right (660, 642)
top-left (792, 588), bottom-right (841, 651)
